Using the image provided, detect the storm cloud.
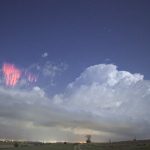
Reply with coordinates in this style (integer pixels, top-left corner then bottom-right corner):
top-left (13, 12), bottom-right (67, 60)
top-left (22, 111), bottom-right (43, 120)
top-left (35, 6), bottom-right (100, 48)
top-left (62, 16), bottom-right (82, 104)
top-left (0, 64), bottom-right (150, 142)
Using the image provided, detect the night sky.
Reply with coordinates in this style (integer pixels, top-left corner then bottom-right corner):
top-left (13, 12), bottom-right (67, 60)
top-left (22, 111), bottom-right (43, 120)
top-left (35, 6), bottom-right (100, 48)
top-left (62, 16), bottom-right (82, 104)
top-left (0, 0), bottom-right (150, 142)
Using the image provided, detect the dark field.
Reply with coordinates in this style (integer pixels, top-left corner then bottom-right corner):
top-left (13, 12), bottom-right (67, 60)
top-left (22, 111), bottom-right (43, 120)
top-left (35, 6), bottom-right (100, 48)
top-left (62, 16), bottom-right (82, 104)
top-left (1, 140), bottom-right (150, 150)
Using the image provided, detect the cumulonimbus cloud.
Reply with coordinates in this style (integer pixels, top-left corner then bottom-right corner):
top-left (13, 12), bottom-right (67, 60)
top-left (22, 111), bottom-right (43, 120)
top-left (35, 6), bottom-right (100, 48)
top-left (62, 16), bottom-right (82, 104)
top-left (54, 64), bottom-right (150, 140)
top-left (0, 64), bottom-right (150, 142)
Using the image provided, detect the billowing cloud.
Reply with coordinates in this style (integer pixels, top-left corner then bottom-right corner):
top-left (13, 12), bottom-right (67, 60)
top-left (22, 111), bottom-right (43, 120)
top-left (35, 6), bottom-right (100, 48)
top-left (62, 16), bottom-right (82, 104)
top-left (0, 64), bottom-right (150, 142)
top-left (54, 64), bottom-right (150, 140)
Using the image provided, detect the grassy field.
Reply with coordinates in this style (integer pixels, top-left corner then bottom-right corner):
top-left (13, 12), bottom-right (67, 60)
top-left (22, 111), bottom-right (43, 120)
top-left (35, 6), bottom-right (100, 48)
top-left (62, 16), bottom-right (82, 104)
top-left (80, 142), bottom-right (150, 150)
top-left (0, 143), bottom-right (74, 150)
top-left (1, 140), bottom-right (150, 150)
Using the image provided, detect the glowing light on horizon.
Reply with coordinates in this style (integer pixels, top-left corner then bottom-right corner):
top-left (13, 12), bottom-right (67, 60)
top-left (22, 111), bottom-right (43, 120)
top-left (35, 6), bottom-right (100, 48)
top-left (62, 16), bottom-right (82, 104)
top-left (2, 63), bottom-right (21, 87)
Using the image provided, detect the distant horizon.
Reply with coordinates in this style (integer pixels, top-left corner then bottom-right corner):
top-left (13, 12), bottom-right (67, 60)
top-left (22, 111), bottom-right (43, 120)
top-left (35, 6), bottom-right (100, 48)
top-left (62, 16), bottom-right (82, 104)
top-left (1, 137), bottom-right (150, 144)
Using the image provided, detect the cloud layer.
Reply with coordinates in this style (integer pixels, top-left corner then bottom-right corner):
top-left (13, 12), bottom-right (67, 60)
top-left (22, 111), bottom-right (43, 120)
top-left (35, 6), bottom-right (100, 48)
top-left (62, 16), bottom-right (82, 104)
top-left (0, 64), bottom-right (150, 142)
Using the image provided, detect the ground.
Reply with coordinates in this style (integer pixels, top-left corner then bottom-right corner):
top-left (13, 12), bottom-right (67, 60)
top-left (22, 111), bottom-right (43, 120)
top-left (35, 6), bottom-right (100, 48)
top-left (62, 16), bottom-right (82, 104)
top-left (0, 140), bottom-right (150, 150)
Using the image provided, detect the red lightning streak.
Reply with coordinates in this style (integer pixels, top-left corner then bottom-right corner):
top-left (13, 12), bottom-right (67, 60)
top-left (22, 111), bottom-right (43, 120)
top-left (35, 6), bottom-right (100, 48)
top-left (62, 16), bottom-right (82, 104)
top-left (2, 63), bottom-right (21, 87)
top-left (27, 73), bottom-right (37, 83)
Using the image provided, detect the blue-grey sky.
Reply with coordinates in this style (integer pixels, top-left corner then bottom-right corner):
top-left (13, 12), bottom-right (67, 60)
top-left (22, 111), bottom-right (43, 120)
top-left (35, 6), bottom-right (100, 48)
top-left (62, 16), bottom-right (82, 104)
top-left (0, 0), bottom-right (150, 78)
top-left (0, 0), bottom-right (150, 142)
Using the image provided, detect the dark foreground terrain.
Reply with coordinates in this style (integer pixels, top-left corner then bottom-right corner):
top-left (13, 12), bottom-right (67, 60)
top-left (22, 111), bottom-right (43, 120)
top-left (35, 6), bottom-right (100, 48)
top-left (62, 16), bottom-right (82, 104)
top-left (1, 140), bottom-right (150, 150)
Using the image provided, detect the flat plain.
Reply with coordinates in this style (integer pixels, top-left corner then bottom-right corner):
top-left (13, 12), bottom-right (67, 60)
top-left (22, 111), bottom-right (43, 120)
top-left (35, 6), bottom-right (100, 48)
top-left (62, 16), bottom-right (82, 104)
top-left (1, 140), bottom-right (150, 150)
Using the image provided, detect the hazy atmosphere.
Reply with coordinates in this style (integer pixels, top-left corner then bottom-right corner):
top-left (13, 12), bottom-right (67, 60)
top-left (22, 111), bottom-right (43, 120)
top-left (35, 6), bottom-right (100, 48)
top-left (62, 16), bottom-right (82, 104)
top-left (0, 0), bottom-right (150, 142)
